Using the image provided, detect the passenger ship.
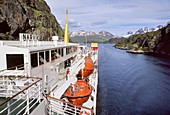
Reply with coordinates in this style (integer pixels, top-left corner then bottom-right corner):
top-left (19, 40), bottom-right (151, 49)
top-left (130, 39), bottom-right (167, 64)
top-left (0, 10), bottom-right (98, 115)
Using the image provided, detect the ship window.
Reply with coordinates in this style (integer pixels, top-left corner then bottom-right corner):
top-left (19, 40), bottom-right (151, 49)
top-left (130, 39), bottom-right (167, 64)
top-left (70, 47), bottom-right (73, 53)
top-left (6, 54), bottom-right (24, 70)
top-left (55, 49), bottom-right (59, 58)
top-left (66, 48), bottom-right (68, 55)
top-left (72, 47), bottom-right (75, 53)
top-left (66, 47), bottom-right (70, 55)
top-left (73, 46), bottom-right (77, 52)
top-left (58, 48), bottom-right (61, 56)
top-left (61, 48), bottom-right (64, 57)
top-left (55, 49), bottom-right (58, 53)
top-left (45, 51), bottom-right (49, 62)
top-left (31, 53), bottom-right (38, 68)
top-left (39, 52), bottom-right (44, 65)
top-left (64, 58), bottom-right (71, 68)
top-left (51, 50), bottom-right (56, 61)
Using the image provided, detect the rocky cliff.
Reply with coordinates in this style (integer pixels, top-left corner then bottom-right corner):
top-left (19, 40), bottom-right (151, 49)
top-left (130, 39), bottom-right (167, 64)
top-left (0, 0), bottom-right (63, 40)
top-left (115, 24), bottom-right (170, 56)
top-left (153, 24), bottom-right (170, 55)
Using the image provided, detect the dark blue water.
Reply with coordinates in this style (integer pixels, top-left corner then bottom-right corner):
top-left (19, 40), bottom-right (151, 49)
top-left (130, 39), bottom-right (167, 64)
top-left (97, 44), bottom-right (170, 115)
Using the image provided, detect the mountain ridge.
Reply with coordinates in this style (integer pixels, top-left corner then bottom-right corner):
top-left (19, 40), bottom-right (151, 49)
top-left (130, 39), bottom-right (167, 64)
top-left (119, 25), bottom-right (164, 38)
top-left (69, 30), bottom-right (114, 38)
top-left (115, 24), bottom-right (170, 56)
top-left (69, 30), bottom-right (114, 43)
top-left (69, 25), bottom-right (164, 39)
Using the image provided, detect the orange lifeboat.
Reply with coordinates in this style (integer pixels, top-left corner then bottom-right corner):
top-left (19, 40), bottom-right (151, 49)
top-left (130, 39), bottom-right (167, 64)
top-left (63, 80), bottom-right (92, 106)
top-left (78, 56), bottom-right (94, 78)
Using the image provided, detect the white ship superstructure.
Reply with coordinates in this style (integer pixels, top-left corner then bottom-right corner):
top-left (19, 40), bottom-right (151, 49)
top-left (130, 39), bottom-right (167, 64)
top-left (0, 33), bottom-right (98, 115)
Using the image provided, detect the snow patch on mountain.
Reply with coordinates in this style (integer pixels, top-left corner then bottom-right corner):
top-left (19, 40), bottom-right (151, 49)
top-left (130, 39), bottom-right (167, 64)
top-left (69, 25), bottom-right (164, 39)
top-left (69, 30), bottom-right (114, 38)
top-left (119, 25), bottom-right (164, 38)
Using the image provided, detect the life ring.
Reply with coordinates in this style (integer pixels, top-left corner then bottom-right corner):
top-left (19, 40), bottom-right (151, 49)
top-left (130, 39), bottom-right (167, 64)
top-left (80, 110), bottom-right (89, 115)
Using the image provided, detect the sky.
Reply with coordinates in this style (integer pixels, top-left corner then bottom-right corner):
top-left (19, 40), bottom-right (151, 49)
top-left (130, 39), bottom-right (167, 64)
top-left (45, 0), bottom-right (170, 35)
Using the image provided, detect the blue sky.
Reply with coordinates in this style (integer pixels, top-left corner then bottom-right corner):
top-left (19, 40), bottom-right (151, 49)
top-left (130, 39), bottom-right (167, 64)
top-left (45, 0), bottom-right (170, 35)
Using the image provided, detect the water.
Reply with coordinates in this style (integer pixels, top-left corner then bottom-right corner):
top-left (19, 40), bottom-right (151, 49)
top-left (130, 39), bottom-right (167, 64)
top-left (97, 44), bottom-right (170, 115)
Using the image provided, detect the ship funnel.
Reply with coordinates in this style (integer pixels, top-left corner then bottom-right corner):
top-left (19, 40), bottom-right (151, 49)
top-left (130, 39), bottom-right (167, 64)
top-left (64, 9), bottom-right (69, 43)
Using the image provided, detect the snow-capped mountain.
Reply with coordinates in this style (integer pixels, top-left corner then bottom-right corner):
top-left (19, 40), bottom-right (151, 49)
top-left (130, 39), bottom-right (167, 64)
top-left (119, 31), bottom-right (133, 38)
top-left (135, 25), bottom-right (163, 34)
top-left (69, 25), bottom-right (164, 40)
top-left (69, 30), bottom-right (96, 37)
top-left (120, 25), bottom-right (164, 38)
top-left (69, 30), bottom-right (115, 43)
top-left (98, 30), bottom-right (114, 37)
top-left (69, 30), bottom-right (114, 38)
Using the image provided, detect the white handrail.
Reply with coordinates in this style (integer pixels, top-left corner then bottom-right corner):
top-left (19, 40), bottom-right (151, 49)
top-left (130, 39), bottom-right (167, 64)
top-left (0, 76), bottom-right (42, 115)
top-left (47, 96), bottom-right (93, 115)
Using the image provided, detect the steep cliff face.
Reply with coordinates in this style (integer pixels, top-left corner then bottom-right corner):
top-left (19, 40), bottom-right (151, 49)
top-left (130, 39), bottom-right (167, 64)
top-left (153, 24), bottom-right (170, 55)
top-left (115, 24), bottom-right (170, 56)
top-left (0, 0), bottom-right (63, 40)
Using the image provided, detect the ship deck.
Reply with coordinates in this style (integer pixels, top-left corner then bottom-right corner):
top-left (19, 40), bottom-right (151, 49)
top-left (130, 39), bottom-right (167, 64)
top-left (0, 45), bottom-right (98, 115)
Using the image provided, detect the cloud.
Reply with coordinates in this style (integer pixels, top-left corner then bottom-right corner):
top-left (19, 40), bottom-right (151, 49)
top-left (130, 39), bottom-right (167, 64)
top-left (111, 18), bottom-right (168, 25)
top-left (91, 21), bottom-right (108, 26)
top-left (111, 4), bottom-right (137, 9)
top-left (45, 0), bottom-right (170, 35)
top-left (70, 11), bottom-right (93, 15)
top-left (68, 19), bottom-right (82, 28)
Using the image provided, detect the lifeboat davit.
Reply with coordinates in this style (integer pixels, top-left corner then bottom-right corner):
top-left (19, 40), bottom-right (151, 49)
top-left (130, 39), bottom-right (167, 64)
top-left (78, 56), bottom-right (94, 78)
top-left (63, 80), bottom-right (92, 106)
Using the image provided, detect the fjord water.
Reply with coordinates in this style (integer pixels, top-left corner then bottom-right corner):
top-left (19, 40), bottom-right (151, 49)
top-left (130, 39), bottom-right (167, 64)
top-left (97, 44), bottom-right (170, 115)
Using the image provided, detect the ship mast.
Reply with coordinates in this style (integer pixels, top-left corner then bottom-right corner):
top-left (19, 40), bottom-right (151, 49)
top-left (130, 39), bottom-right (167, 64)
top-left (64, 9), bottom-right (69, 43)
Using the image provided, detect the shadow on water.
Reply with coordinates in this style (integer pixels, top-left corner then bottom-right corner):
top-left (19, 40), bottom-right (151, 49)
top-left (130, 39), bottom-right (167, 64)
top-left (97, 44), bottom-right (170, 115)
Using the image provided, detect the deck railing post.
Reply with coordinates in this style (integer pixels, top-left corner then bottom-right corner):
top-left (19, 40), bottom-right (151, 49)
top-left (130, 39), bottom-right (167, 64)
top-left (38, 82), bottom-right (41, 103)
top-left (49, 99), bottom-right (52, 115)
top-left (26, 88), bottom-right (30, 114)
top-left (74, 106), bottom-right (77, 115)
top-left (7, 100), bottom-right (10, 114)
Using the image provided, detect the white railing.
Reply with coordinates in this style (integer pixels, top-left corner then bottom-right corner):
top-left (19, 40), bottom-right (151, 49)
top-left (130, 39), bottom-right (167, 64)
top-left (47, 96), bottom-right (93, 115)
top-left (0, 63), bottom-right (29, 77)
top-left (0, 76), bottom-right (42, 115)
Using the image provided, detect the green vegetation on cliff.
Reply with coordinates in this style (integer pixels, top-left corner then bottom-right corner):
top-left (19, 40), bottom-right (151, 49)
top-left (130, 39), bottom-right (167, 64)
top-left (70, 35), bottom-right (124, 43)
top-left (0, 0), bottom-right (64, 40)
top-left (107, 38), bottom-right (124, 44)
top-left (115, 24), bottom-right (170, 55)
top-left (70, 36), bottom-right (109, 43)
